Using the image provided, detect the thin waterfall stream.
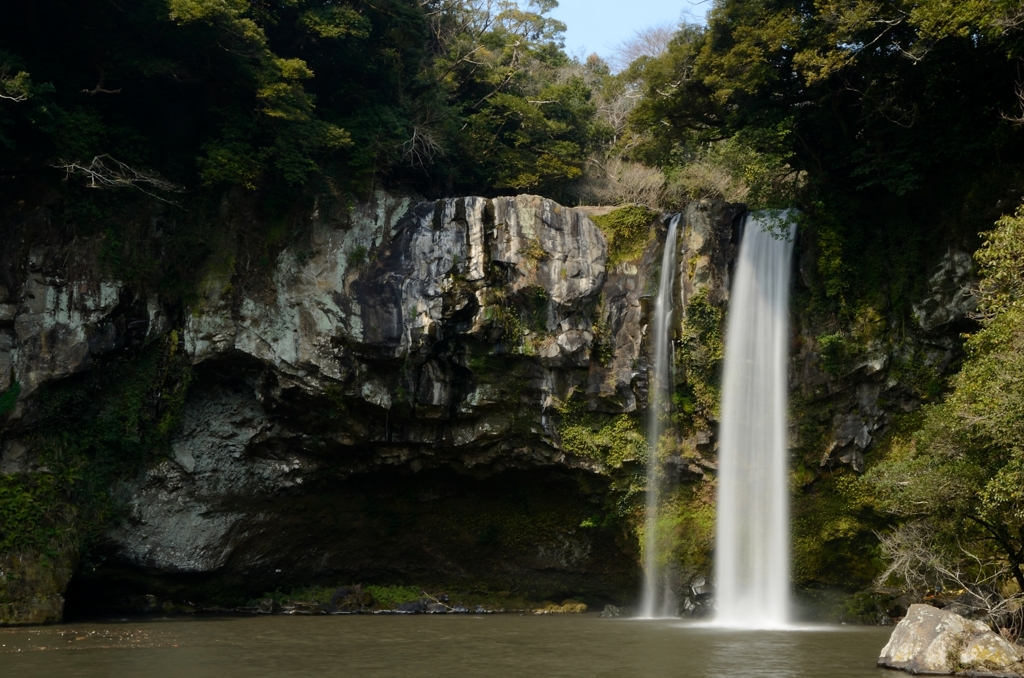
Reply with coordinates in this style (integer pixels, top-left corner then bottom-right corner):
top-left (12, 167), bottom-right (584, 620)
top-left (640, 213), bottom-right (681, 619)
top-left (714, 211), bottom-right (796, 628)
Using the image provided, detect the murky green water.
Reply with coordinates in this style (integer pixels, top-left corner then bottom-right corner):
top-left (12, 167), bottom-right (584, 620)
top-left (0, 614), bottom-right (895, 677)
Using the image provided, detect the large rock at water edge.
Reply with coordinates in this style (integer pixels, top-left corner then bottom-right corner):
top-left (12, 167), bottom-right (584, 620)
top-left (878, 603), bottom-right (1022, 674)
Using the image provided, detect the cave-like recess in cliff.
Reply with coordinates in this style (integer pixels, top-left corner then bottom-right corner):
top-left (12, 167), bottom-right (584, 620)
top-left (64, 464), bottom-right (640, 615)
top-left (54, 349), bottom-right (641, 616)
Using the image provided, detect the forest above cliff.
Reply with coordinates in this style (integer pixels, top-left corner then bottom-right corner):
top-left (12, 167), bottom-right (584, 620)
top-left (3, 0), bottom-right (1024, 313)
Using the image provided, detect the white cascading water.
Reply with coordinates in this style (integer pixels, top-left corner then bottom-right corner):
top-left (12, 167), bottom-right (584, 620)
top-left (714, 210), bottom-right (796, 628)
top-left (640, 213), bottom-right (681, 619)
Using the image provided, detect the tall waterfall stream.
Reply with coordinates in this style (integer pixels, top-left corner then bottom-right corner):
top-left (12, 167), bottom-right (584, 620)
top-left (639, 214), bottom-right (681, 619)
top-left (715, 211), bottom-right (796, 627)
top-left (641, 211), bottom-right (795, 625)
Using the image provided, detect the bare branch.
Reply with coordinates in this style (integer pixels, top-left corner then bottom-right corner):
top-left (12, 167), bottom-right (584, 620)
top-left (53, 155), bottom-right (184, 203)
top-left (399, 124), bottom-right (447, 169)
top-left (81, 69), bottom-right (121, 96)
top-left (567, 156), bottom-right (665, 208)
top-left (1001, 79), bottom-right (1024, 126)
top-left (608, 22), bottom-right (677, 72)
top-left (994, 7), bottom-right (1024, 32)
top-left (877, 522), bottom-right (1024, 637)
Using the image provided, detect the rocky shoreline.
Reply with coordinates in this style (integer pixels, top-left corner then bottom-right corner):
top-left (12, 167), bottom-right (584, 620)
top-left (101, 583), bottom-right (605, 620)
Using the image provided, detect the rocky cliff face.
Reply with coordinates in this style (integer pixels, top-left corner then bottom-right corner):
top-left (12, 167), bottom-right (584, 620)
top-left (2, 193), bottom-right (733, 621)
top-left (0, 191), bottom-right (972, 623)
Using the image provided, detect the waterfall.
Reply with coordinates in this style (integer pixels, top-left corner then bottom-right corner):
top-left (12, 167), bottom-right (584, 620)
top-left (714, 210), bottom-right (796, 629)
top-left (640, 213), bottom-right (681, 619)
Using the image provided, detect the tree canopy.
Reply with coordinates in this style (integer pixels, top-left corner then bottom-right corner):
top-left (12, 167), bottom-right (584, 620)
top-left (617, 0), bottom-right (1024, 317)
top-left (0, 0), bottom-right (598, 200)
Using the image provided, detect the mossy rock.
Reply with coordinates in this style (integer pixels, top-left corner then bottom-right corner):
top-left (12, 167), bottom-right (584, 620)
top-left (590, 206), bottom-right (658, 268)
top-left (0, 550), bottom-right (76, 625)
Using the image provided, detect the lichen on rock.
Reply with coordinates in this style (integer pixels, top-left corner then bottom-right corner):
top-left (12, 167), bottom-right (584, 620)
top-left (878, 604), bottom-right (1022, 675)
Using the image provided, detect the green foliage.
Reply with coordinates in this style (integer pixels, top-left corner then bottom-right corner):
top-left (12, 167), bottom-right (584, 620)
top-left (485, 290), bottom-right (527, 351)
top-left (0, 336), bottom-right (192, 556)
top-left (866, 207), bottom-right (1024, 592)
top-left (817, 334), bottom-right (849, 376)
top-left (675, 289), bottom-right (724, 429)
top-left (0, 381), bottom-right (20, 416)
top-left (557, 400), bottom-right (647, 470)
top-left (0, 474), bottom-right (69, 554)
top-left (793, 472), bottom-right (887, 587)
top-left (805, 205), bottom-right (850, 307)
top-left (662, 130), bottom-right (802, 208)
top-left (481, 285), bottom-right (553, 353)
top-left (654, 481), bottom-right (716, 578)
top-left (975, 205), bottom-right (1024, 320)
top-left (887, 347), bottom-right (946, 401)
top-left (0, 0), bottom-right (598, 201)
top-left (363, 585), bottom-right (423, 609)
top-left (435, 1), bottom-right (595, 197)
top-left (590, 206), bottom-right (656, 268)
top-left (347, 245), bottom-right (368, 267)
top-left (621, 0), bottom-right (1024, 321)
top-left (522, 239), bottom-right (548, 265)
top-left (788, 412), bottom-right (934, 590)
top-left (589, 297), bottom-right (614, 366)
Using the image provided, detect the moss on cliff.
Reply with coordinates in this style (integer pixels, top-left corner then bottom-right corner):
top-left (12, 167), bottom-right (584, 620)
top-left (651, 479), bottom-right (717, 582)
top-left (0, 551), bottom-right (76, 625)
top-left (0, 333), bottom-right (193, 623)
top-left (790, 415), bottom-right (924, 591)
top-left (792, 471), bottom-right (886, 587)
top-left (674, 289), bottom-right (724, 432)
top-left (0, 333), bottom-right (191, 560)
top-left (590, 206), bottom-right (658, 268)
top-left (556, 400), bottom-right (647, 470)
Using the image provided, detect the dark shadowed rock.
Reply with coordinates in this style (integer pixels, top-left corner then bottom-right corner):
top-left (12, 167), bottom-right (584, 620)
top-left (396, 599), bottom-right (427, 613)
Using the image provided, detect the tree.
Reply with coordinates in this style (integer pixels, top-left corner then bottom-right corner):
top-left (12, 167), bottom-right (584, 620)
top-left (608, 22), bottom-right (677, 72)
top-left (867, 206), bottom-right (1024, 598)
top-left (433, 0), bottom-right (597, 196)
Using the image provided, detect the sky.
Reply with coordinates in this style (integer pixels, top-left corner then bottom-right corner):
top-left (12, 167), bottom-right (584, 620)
top-left (548, 0), bottom-right (708, 62)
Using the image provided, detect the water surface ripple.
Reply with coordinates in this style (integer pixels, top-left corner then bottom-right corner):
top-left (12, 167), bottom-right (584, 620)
top-left (0, 615), bottom-right (894, 677)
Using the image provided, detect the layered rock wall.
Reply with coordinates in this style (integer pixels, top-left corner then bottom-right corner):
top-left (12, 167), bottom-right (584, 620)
top-left (1, 193), bottom-right (687, 621)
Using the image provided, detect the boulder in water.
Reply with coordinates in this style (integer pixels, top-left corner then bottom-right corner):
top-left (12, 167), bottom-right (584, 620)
top-left (877, 603), bottom-right (1022, 674)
